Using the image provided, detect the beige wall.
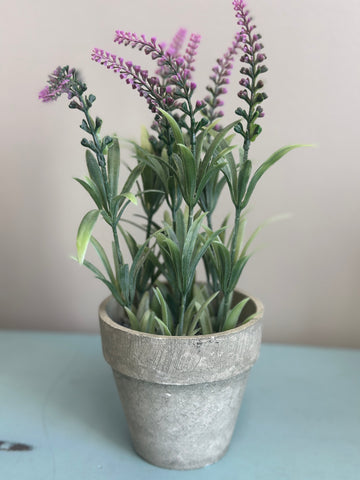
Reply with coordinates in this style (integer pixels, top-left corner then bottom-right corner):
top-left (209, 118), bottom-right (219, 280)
top-left (1, 0), bottom-right (359, 348)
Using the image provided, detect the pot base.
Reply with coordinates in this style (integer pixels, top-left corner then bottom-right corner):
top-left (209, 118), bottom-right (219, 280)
top-left (113, 369), bottom-right (250, 470)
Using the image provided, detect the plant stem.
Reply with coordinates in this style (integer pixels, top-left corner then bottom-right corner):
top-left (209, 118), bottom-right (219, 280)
top-left (230, 206), bottom-right (242, 265)
top-left (221, 290), bottom-right (232, 331)
top-left (80, 94), bottom-right (124, 266)
top-left (178, 293), bottom-right (187, 336)
top-left (146, 212), bottom-right (153, 240)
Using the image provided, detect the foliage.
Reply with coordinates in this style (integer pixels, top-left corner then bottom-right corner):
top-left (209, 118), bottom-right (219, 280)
top-left (39, 0), bottom-right (306, 335)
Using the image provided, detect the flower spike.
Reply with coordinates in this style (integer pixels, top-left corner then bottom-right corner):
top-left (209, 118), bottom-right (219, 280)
top-left (183, 33), bottom-right (201, 79)
top-left (39, 66), bottom-right (76, 103)
top-left (203, 31), bottom-right (244, 127)
top-left (156, 28), bottom-right (187, 81)
top-left (233, 0), bottom-right (268, 145)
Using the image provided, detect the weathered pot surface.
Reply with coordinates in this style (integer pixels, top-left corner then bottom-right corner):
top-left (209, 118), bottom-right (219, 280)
top-left (99, 290), bottom-right (263, 470)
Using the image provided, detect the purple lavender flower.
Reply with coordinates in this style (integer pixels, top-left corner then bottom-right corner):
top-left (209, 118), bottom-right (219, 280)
top-left (183, 33), bottom-right (201, 78)
top-left (91, 49), bottom-right (167, 112)
top-left (167, 28), bottom-right (187, 59)
top-left (203, 31), bottom-right (244, 124)
top-left (156, 28), bottom-right (187, 83)
top-left (93, 31), bottom-right (199, 113)
top-left (39, 66), bottom-right (75, 102)
top-left (233, 0), bottom-right (268, 143)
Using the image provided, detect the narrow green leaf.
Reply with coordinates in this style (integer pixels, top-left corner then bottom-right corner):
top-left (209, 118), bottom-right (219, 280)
top-left (140, 126), bottom-right (153, 152)
top-left (241, 144), bottom-right (308, 208)
top-left (237, 160), bottom-right (252, 205)
top-left (128, 242), bottom-right (150, 301)
top-left (124, 307), bottom-right (140, 331)
top-left (154, 315), bottom-right (172, 335)
top-left (107, 136), bottom-right (120, 198)
top-left (240, 213), bottom-right (291, 259)
top-left (188, 226), bottom-right (227, 288)
top-left (74, 177), bottom-right (103, 209)
top-left (175, 209), bottom-right (186, 252)
top-left (121, 163), bottom-right (144, 198)
top-left (200, 121), bottom-right (239, 178)
top-left (118, 226), bottom-right (138, 259)
top-left (187, 291), bottom-right (219, 335)
top-left (82, 259), bottom-right (125, 306)
top-left (181, 213), bottom-right (207, 282)
top-left (121, 192), bottom-right (138, 205)
top-left (194, 160), bottom-right (226, 205)
top-left (90, 236), bottom-right (116, 285)
top-left (86, 150), bottom-right (107, 206)
top-left (154, 287), bottom-right (170, 330)
top-left (76, 210), bottom-right (99, 264)
top-left (227, 255), bottom-right (250, 292)
top-left (178, 144), bottom-right (197, 206)
top-left (140, 309), bottom-right (155, 333)
top-left (158, 108), bottom-right (184, 146)
top-left (222, 297), bottom-right (250, 331)
top-left (233, 215), bottom-right (247, 262)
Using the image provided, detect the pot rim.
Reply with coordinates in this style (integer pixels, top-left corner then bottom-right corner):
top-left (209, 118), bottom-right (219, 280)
top-left (99, 289), bottom-right (264, 341)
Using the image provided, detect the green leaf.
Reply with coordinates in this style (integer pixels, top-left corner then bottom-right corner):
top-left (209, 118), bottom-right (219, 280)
top-left (155, 232), bottom-right (182, 291)
top-left (86, 150), bottom-right (107, 207)
top-left (153, 287), bottom-right (170, 329)
top-left (154, 315), bottom-right (172, 335)
top-left (187, 291), bottom-right (219, 335)
top-left (90, 236), bottom-right (116, 285)
top-left (233, 215), bottom-right (247, 262)
top-left (227, 255), bottom-right (250, 292)
top-left (129, 241), bottom-right (151, 301)
top-left (222, 297), bottom-right (250, 331)
top-left (74, 177), bottom-right (103, 209)
top-left (140, 126), bottom-right (153, 152)
top-left (82, 259), bottom-right (125, 306)
top-left (194, 119), bottom-right (220, 164)
top-left (221, 149), bottom-right (239, 206)
top-left (200, 121), bottom-right (239, 178)
top-left (241, 144), bottom-right (308, 208)
top-left (118, 226), bottom-right (138, 259)
top-left (158, 108), bottom-right (184, 146)
top-left (121, 163), bottom-right (144, 198)
top-left (107, 136), bottom-right (120, 198)
top-left (175, 209), bottom-right (186, 252)
top-left (124, 307), bottom-right (140, 331)
top-left (212, 240), bottom-right (231, 289)
top-left (237, 160), bottom-right (252, 205)
top-left (139, 310), bottom-right (155, 333)
top-left (177, 144), bottom-right (197, 206)
top-left (188, 226), bottom-right (226, 290)
top-left (194, 160), bottom-right (226, 205)
top-left (181, 213), bottom-right (207, 286)
top-left (121, 192), bottom-right (138, 205)
top-left (137, 292), bottom-right (150, 323)
top-left (76, 210), bottom-right (99, 264)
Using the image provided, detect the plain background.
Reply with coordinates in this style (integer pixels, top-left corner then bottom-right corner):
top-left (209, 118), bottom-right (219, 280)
top-left (1, 0), bottom-right (359, 348)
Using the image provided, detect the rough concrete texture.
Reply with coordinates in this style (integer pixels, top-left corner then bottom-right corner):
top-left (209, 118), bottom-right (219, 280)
top-left (99, 291), bottom-right (263, 470)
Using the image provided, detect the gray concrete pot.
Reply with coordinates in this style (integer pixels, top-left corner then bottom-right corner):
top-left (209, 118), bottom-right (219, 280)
top-left (99, 290), bottom-right (263, 470)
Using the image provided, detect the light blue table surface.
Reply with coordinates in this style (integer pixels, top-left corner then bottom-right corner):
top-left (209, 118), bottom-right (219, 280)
top-left (1, 331), bottom-right (359, 479)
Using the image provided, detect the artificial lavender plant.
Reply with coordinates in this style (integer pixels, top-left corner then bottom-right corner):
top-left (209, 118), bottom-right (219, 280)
top-left (39, 0), bottom-right (302, 335)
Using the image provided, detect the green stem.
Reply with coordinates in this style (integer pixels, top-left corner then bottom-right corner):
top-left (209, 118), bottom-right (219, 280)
top-left (221, 291), bottom-right (232, 331)
top-left (178, 293), bottom-right (187, 336)
top-left (187, 206), bottom-right (194, 231)
top-left (230, 206), bottom-right (242, 265)
top-left (80, 95), bottom-right (124, 267)
top-left (112, 224), bottom-right (124, 271)
top-left (146, 212), bottom-right (153, 240)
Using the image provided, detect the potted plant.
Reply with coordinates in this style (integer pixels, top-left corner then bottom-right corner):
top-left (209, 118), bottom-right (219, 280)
top-left (39, 0), bottom-right (305, 470)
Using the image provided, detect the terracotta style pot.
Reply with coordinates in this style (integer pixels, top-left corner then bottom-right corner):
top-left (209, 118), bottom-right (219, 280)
top-left (99, 290), bottom-right (263, 470)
